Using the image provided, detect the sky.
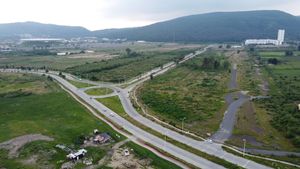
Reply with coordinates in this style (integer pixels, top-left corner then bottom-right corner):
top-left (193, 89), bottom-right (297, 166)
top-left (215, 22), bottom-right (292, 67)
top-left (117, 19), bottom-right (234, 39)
top-left (0, 0), bottom-right (299, 30)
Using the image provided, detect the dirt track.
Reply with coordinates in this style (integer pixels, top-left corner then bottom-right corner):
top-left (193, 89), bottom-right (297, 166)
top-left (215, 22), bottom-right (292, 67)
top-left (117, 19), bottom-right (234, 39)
top-left (0, 134), bottom-right (53, 157)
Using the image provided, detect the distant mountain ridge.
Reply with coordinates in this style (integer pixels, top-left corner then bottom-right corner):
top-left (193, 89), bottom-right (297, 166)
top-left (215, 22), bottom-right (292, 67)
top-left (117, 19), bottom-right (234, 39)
top-left (0, 10), bottom-right (300, 42)
top-left (0, 21), bottom-right (90, 39)
top-left (94, 10), bottom-right (300, 42)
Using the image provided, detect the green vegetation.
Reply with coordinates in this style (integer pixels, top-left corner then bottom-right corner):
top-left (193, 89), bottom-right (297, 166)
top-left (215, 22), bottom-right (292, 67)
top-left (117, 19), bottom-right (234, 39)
top-left (258, 52), bottom-right (300, 149)
top-left (85, 88), bottom-right (113, 96)
top-left (0, 73), bottom-right (181, 169)
top-left (0, 54), bottom-right (105, 70)
top-left (66, 49), bottom-right (194, 82)
top-left (222, 146), bottom-right (299, 169)
top-left (139, 51), bottom-right (230, 136)
top-left (0, 73), bottom-right (124, 168)
top-left (68, 79), bottom-right (95, 88)
top-left (97, 96), bottom-right (127, 117)
top-left (229, 50), bottom-right (300, 151)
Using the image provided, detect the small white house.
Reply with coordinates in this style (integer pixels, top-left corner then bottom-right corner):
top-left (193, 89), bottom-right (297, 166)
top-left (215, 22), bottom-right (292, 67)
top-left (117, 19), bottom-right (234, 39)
top-left (67, 149), bottom-right (87, 161)
top-left (124, 149), bottom-right (130, 156)
top-left (57, 52), bottom-right (67, 56)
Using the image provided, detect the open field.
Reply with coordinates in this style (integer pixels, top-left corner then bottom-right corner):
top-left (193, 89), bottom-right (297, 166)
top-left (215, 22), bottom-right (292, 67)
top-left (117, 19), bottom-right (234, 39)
top-left (137, 51), bottom-right (230, 137)
top-left (0, 73), bottom-right (180, 169)
top-left (66, 49), bottom-right (197, 83)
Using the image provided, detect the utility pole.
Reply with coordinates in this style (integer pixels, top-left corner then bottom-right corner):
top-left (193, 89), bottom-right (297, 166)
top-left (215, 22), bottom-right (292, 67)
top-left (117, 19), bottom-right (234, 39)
top-left (181, 117), bottom-right (186, 131)
top-left (243, 139), bottom-right (246, 157)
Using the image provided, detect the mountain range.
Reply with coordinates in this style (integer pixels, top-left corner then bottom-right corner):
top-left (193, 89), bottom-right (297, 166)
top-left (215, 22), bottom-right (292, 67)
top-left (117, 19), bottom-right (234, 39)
top-left (0, 10), bottom-right (300, 42)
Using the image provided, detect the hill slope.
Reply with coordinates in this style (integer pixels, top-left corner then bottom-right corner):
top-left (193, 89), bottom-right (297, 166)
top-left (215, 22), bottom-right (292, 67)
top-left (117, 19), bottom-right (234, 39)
top-left (94, 10), bottom-right (300, 42)
top-left (0, 22), bottom-right (90, 39)
top-left (0, 10), bottom-right (299, 42)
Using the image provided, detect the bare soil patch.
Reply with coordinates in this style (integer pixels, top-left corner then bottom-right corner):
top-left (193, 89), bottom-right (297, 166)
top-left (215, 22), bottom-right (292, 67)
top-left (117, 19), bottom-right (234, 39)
top-left (107, 146), bottom-right (153, 169)
top-left (0, 134), bottom-right (53, 158)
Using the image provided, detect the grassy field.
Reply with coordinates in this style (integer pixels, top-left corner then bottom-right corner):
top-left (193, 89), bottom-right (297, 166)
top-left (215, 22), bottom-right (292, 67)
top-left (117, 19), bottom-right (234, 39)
top-left (0, 73), bottom-right (180, 169)
top-left (66, 49), bottom-right (196, 83)
top-left (138, 51), bottom-right (230, 137)
top-left (85, 88), bottom-right (114, 96)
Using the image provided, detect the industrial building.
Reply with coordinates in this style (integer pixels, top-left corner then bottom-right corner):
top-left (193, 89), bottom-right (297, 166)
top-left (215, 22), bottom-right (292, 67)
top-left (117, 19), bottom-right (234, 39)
top-left (245, 29), bottom-right (285, 46)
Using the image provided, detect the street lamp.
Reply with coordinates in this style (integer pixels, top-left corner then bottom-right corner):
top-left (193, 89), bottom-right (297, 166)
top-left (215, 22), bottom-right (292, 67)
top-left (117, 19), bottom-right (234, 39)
top-left (181, 117), bottom-right (186, 131)
top-left (243, 139), bottom-right (247, 157)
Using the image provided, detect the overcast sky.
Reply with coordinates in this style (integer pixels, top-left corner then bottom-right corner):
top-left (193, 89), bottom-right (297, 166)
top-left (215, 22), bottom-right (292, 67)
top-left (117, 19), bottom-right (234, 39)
top-left (0, 0), bottom-right (299, 30)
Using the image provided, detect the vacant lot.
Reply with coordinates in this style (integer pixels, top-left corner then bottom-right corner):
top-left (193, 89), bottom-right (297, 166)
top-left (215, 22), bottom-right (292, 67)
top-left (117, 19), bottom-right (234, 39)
top-left (138, 51), bottom-right (230, 137)
top-left (229, 50), bottom-right (300, 151)
top-left (0, 73), bottom-right (180, 169)
top-left (66, 49), bottom-right (196, 83)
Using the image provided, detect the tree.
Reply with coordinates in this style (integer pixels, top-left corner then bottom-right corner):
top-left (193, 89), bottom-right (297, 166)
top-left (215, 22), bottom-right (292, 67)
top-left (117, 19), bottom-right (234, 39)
top-left (223, 60), bottom-right (230, 70)
top-left (298, 45), bottom-right (300, 51)
top-left (213, 60), bottom-right (220, 69)
top-left (226, 44), bottom-right (231, 49)
top-left (268, 58), bottom-right (279, 65)
top-left (285, 51), bottom-right (294, 56)
top-left (125, 48), bottom-right (132, 56)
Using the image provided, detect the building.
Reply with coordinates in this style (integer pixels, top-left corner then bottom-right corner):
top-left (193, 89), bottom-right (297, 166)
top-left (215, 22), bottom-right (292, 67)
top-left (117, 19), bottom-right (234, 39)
top-left (245, 29), bottom-right (285, 46)
top-left (67, 149), bottom-right (87, 161)
top-left (93, 133), bottom-right (112, 144)
top-left (277, 29), bottom-right (285, 45)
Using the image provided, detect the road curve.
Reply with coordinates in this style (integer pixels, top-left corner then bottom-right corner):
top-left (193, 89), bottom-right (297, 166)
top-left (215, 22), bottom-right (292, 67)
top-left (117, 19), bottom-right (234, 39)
top-left (1, 69), bottom-right (225, 169)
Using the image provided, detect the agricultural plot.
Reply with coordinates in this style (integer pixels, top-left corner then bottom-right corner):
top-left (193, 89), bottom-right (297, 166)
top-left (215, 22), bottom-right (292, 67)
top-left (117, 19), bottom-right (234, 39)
top-left (66, 49), bottom-right (195, 83)
top-left (138, 51), bottom-right (230, 137)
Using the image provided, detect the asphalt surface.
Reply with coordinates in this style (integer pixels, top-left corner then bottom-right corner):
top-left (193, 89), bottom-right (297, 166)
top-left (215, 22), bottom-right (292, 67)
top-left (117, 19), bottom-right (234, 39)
top-left (211, 64), bottom-right (249, 143)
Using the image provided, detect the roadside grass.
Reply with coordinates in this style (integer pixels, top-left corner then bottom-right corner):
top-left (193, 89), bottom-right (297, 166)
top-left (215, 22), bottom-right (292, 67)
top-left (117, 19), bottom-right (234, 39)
top-left (66, 49), bottom-right (195, 83)
top-left (97, 96), bottom-right (243, 169)
top-left (222, 146), bottom-right (299, 169)
top-left (124, 142), bottom-right (182, 169)
top-left (138, 51), bottom-right (230, 137)
top-left (67, 79), bottom-right (95, 88)
top-left (85, 88), bottom-right (114, 96)
top-left (0, 73), bottom-right (124, 168)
